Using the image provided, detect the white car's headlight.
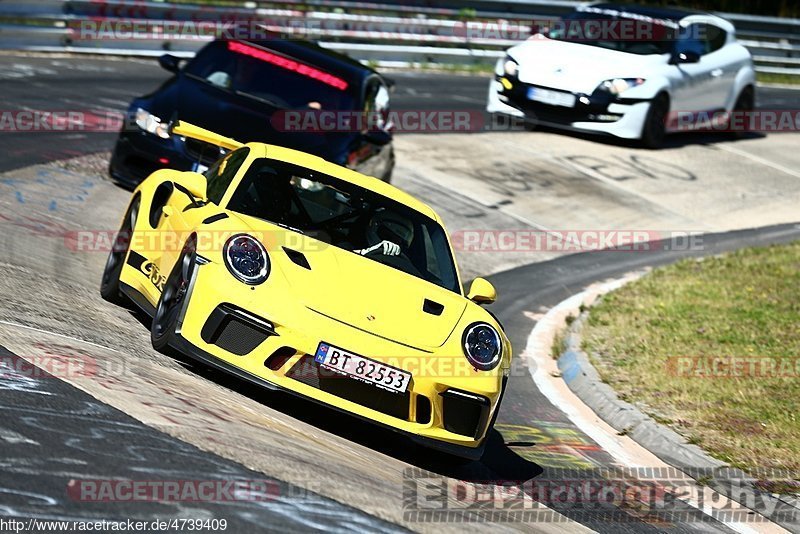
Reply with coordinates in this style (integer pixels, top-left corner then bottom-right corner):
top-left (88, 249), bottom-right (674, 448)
top-left (503, 56), bottom-right (519, 77)
top-left (135, 108), bottom-right (170, 139)
top-left (462, 322), bottom-right (503, 371)
top-left (597, 78), bottom-right (646, 96)
top-left (224, 234), bottom-right (270, 285)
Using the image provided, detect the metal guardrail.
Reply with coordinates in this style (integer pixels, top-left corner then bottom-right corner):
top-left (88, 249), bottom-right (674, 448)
top-left (0, 0), bottom-right (798, 78)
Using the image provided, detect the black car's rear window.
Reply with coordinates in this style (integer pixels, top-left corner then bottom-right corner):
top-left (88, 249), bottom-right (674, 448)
top-left (185, 41), bottom-right (357, 111)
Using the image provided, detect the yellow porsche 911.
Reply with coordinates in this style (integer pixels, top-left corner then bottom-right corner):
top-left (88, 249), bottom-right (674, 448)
top-left (101, 121), bottom-right (511, 460)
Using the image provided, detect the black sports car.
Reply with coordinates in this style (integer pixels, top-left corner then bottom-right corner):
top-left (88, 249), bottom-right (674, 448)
top-left (110, 37), bottom-right (394, 187)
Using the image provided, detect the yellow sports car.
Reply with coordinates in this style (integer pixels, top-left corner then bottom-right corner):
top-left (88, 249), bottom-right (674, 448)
top-left (101, 121), bottom-right (511, 459)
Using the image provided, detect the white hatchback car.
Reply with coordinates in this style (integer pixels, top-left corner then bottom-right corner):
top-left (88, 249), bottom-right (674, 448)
top-left (487, 3), bottom-right (756, 147)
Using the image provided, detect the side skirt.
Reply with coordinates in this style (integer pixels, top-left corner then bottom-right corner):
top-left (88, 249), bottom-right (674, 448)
top-left (120, 282), bottom-right (156, 318)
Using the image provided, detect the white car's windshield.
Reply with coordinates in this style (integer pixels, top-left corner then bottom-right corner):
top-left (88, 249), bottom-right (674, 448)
top-left (548, 12), bottom-right (677, 55)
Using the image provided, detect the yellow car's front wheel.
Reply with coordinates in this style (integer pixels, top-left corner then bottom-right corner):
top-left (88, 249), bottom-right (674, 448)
top-left (151, 237), bottom-right (196, 353)
top-left (100, 195), bottom-right (140, 305)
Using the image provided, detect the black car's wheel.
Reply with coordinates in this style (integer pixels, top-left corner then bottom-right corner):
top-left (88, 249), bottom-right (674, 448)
top-left (640, 93), bottom-right (669, 149)
top-left (731, 86), bottom-right (754, 138)
top-left (151, 237), bottom-right (197, 353)
top-left (100, 196), bottom-right (140, 305)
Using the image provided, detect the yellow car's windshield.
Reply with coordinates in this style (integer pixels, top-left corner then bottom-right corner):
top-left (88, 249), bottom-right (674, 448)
top-left (226, 158), bottom-right (460, 293)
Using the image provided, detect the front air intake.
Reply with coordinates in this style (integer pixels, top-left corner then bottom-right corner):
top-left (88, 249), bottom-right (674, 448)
top-left (201, 304), bottom-right (276, 356)
top-left (440, 389), bottom-right (490, 439)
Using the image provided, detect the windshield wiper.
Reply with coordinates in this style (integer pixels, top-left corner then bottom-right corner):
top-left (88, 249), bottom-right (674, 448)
top-left (234, 90), bottom-right (287, 109)
top-left (274, 221), bottom-right (305, 234)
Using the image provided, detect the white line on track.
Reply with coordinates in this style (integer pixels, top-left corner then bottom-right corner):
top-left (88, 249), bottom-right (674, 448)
top-left (0, 319), bottom-right (121, 353)
top-left (715, 144), bottom-right (800, 180)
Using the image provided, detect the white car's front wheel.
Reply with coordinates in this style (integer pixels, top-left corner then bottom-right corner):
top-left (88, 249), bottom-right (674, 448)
top-left (641, 94), bottom-right (669, 149)
top-left (732, 86), bottom-right (755, 138)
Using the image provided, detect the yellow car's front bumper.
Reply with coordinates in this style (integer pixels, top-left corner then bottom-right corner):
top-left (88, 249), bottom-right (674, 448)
top-left (173, 259), bottom-right (506, 459)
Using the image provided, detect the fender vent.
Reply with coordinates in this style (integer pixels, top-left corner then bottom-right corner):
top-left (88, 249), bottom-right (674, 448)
top-left (423, 299), bottom-right (444, 316)
top-left (203, 213), bottom-right (229, 224)
top-left (283, 247), bottom-right (311, 270)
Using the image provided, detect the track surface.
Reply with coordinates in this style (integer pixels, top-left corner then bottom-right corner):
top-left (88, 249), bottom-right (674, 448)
top-left (1, 54), bottom-right (798, 533)
top-left (0, 54), bottom-right (797, 172)
top-left (0, 345), bottom-right (403, 532)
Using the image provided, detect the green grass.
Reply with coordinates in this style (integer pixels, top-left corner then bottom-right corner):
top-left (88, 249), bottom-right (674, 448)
top-left (581, 241), bottom-right (800, 489)
top-left (757, 72), bottom-right (800, 86)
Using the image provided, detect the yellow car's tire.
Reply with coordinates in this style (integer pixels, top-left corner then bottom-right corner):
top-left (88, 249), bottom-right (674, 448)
top-left (151, 236), bottom-right (196, 354)
top-left (100, 196), bottom-right (140, 305)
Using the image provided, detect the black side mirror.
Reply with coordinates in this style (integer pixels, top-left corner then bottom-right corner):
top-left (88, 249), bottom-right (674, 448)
top-left (158, 54), bottom-right (181, 73)
top-left (670, 50), bottom-right (701, 65)
top-left (364, 129), bottom-right (392, 146)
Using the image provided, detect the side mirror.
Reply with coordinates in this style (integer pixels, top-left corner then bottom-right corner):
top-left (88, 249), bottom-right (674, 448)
top-left (669, 50), bottom-right (701, 65)
top-left (182, 172), bottom-right (208, 202)
top-left (467, 277), bottom-right (497, 305)
top-left (159, 54), bottom-right (181, 73)
top-left (364, 129), bottom-right (392, 146)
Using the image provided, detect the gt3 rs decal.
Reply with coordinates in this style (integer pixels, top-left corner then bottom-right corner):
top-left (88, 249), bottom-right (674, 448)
top-left (126, 250), bottom-right (167, 292)
top-left (143, 262), bottom-right (167, 292)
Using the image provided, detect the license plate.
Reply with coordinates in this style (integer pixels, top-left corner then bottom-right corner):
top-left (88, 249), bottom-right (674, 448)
top-left (314, 342), bottom-right (411, 394)
top-left (192, 162), bottom-right (209, 174)
top-left (527, 87), bottom-right (576, 108)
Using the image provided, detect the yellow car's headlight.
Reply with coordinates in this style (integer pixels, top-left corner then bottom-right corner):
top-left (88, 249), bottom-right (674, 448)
top-left (462, 322), bottom-right (502, 371)
top-left (224, 234), bottom-right (270, 285)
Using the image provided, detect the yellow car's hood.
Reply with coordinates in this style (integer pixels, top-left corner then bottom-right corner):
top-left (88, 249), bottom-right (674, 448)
top-left (285, 244), bottom-right (466, 350)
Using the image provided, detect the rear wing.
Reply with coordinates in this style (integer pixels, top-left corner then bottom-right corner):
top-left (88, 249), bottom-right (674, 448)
top-left (170, 121), bottom-right (244, 152)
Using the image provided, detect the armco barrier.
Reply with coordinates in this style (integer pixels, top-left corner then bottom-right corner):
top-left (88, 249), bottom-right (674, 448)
top-left (0, 0), bottom-right (797, 77)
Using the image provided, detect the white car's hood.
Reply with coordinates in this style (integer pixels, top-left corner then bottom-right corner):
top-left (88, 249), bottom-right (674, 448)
top-left (509, 37), bottom-right (665, 94)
